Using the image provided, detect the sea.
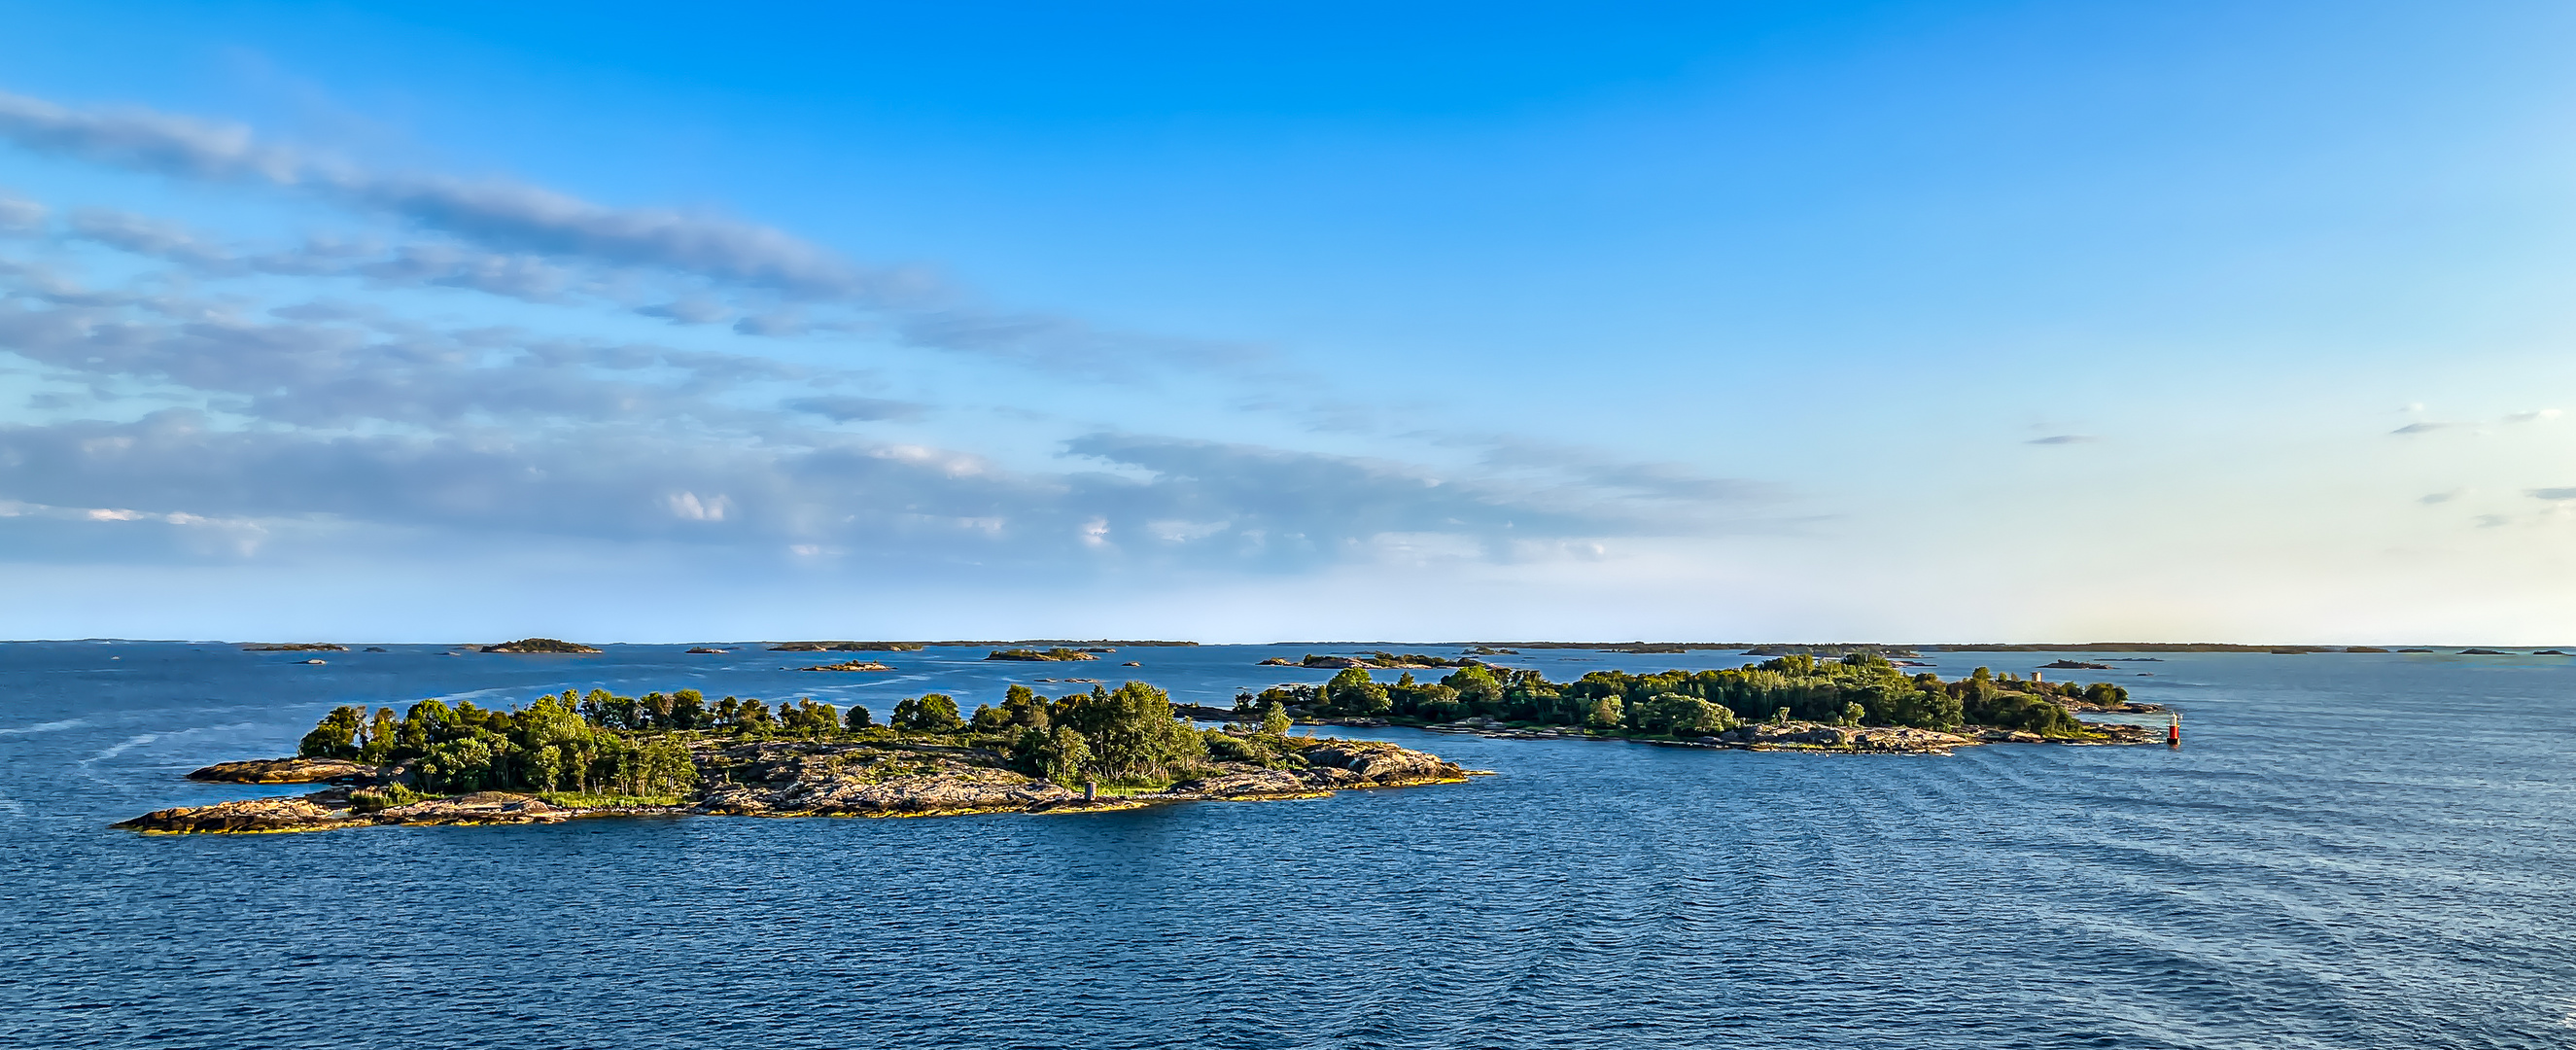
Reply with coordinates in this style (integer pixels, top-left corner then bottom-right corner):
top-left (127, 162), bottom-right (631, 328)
top-left (0, 641), bottom-right (2567, 1049)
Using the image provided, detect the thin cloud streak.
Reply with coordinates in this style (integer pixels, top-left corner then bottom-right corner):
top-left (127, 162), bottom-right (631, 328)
top-left (0, 88), bottom-right (1263, 374)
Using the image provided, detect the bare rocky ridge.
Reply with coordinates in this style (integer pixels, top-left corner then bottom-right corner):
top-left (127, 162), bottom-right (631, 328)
top-left (187, 757), bottom-right (381, 784)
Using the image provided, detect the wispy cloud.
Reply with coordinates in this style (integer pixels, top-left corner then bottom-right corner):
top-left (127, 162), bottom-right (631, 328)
top-left (783, 396), bottom-right (926, 423)
top-left (0, 87), bottom-right (1782, 579)
top-left (2390, 421), bottom-right (2450, 436)
top-left (0, 88), bottom-right (1262, 374)
top-left (2026, 434), bottom-right (2097, 445)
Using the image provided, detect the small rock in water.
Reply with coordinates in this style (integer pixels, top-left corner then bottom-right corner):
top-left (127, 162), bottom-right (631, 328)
top-left (301, 658), bottom-right (327, 665)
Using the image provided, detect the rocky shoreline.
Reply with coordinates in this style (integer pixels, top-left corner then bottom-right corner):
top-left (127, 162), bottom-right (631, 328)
top-left (118, 738), bottom-right (1475, 834)
top-left (1415, 716), bottom-right (2160, 753)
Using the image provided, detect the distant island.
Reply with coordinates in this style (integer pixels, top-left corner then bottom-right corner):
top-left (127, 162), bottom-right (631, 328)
top-left (986, 648), bottom-right (1103, 662)
top-left (797, 659), bottom-right (894, 672)
top-left (1261, 651), bottom-right (1483, 670)
top-left (770, 640), bottom-right (1194, 650)
top-left (480, 638), bottom-right (603, 654)
top-left (242, 643), bottom-right (349, 652)
top-left (117, 680), bottom-right (1467, 834)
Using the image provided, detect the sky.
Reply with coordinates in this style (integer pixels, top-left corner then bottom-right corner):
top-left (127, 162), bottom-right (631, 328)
top-left (2, 0), bottom-right (2574, 644)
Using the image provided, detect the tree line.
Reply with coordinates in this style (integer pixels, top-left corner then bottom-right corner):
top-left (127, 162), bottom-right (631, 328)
top-left (296, 680), bottom-right (1288, 796)
top-left (1235, 652), bottom-right (2121, 737)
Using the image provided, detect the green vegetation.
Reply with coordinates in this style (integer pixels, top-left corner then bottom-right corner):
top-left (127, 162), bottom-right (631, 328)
top-left (479, 638), bottom-right (603, 653)
top-left (533, 791), bottom-right (688, 809)
top-left (1236, 653), bottom-right (2132, 739)
top-left (985, 648), bottom-right (1099, 661)
top-left (298, 689), bottom-right (706, 795)
top-left (294, 677), bottom-right (1258, 797)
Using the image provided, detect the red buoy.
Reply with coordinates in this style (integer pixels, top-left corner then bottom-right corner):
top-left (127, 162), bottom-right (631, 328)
top-left (2168, 713), bottom-right (2181, 748)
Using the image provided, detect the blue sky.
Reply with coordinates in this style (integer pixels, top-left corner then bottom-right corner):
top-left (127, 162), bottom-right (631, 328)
top-left (2, 1), bottom-right (2574, 643)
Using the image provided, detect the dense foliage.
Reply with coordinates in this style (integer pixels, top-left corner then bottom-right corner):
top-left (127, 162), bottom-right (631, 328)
top-left (1236, 654), bottom-right (2126, 737)
top-left (296, 679), bottom-right (1233, 794)
top-left (296, 690), bottom-right (700, 795)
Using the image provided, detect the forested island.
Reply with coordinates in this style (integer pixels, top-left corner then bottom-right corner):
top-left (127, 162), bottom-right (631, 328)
top-left (116, 652), bottom-right (2175, 834)
top-left (116, 680), bottom-right (1469, 834)
top-left (1237, 652), bottom-right (2166, 748)
top-left (986, 648), bottom-right (1105, 661)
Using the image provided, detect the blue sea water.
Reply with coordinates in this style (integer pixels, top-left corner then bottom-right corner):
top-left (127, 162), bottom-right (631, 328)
top-left (0, 641), bottom-right (2568, 1049)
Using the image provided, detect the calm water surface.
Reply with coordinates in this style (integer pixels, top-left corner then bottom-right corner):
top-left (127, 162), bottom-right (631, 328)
top-left (0, 642), bottom-right (2568, 1049)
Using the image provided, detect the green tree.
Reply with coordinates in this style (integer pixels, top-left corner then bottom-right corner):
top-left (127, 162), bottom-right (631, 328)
top-left (297, 705), bottom-right (366, 758)
top-left (637, 738), bottom-right (699, 796)
top-left (1324, 667), bottom-right (1391, 715)
top-left (1025, 725), bottom-right (1097, 782)
top-left (1057, 682), bottom-right (1202, 780)
top-left (1001, 684), bottom-right (1050, 729)
top-left (360, 707), bottom-right (400, 763)
top-left (670, 688), bottom-right (710, 729)
top-left (1259, 701), bottom-right (1293, 736)
top-left (1442, 664), bottom-right (1505, 712)
top-left (892, 693), bottom-right (964, 733)
top-left (845, 705), bottom-right (875, 731)
top-left (1638, 692), bottom-right (1732, 735)
top-left (1586, 696), bottom-right (1624, 730)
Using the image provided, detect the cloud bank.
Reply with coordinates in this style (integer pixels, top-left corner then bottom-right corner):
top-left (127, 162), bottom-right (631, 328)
top-left (0, 88), bottom-right (1766, 578)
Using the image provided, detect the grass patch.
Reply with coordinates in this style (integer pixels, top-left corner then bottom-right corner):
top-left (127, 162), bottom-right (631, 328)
top-left (536, 792), bottom-right (687, 809)
top-left (1084, 780), bottom-right (1184, 797)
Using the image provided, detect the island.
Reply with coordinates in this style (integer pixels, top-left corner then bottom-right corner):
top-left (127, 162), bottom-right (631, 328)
top-left (242, 643), bottom-right (349, 652)
top-left (796, 659), bottom-right (894, 672)
top-left (986, 648), bottom-right (1099, 662)
top-left (116, 680), bottom-right (1473, 833)
top-left (480, 638), bottom-right (603, 654)
top-left (1260, 651), bottom-right (1482, 670)
top-left (115, 654), bottom-right (2176, 835)
top-left (1235, 652), bottom-right (2167, 751)
top-left (766, 642), bottom-right (926, 651)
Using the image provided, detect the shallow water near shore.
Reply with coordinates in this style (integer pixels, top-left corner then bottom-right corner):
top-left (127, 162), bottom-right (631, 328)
top-left (2, 641), bottom-right (2569, 1048)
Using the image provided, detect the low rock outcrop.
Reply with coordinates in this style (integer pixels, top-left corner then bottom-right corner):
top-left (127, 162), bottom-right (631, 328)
top-left (373, 792), bottom-right (570, 825)
top-left (114, 793), bottom-right (358, 833)
top-left (797, 659), bottom-right (894, 672)
top-left (187, 757), bottom-right (381, 784)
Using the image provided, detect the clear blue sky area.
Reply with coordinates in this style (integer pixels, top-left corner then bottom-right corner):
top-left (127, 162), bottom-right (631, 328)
top-left (1, 1), bottom-right (2572, 642)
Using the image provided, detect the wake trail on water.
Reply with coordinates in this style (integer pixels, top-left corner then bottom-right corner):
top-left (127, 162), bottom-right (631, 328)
top-left (0, 718), bottom-right (84, 735)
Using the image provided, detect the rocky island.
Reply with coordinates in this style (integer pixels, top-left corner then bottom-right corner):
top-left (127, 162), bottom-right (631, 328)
top-left (796, 659), bottom-right (895, 672)
top-left (480, 638), bottom-right (604, 654)
top-left (1237, 652), bottom-right (2170, 752)
top-left (986, 648), bottom-right (1102, 662)
top-left (115, 652), bottom-right (2179, 835)
top-left (116, 680), bottom-right (1472, 834)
